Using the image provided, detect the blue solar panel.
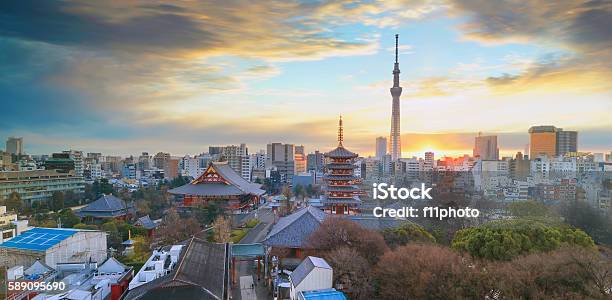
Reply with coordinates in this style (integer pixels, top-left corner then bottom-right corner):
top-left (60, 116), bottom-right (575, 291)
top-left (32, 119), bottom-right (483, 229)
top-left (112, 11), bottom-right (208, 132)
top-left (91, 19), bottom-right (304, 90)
top-left (0, 228), bottom-right (79, 251)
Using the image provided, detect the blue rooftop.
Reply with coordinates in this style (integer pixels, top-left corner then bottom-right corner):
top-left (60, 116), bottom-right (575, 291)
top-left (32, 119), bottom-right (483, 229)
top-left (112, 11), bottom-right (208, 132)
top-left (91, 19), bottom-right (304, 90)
top-left (0, 228), bottom-right (79, 251)
top-left (299, 289), bottom-right (347, 300)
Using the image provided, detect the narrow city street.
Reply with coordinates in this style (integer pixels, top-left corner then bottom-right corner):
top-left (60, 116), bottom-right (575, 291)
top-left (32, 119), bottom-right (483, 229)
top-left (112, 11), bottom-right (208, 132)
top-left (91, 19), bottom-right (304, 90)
top-left (231, 205), bottom-right (275, 300)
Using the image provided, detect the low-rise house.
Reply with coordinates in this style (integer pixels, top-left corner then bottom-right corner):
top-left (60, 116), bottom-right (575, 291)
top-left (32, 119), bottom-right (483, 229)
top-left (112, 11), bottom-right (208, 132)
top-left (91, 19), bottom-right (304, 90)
top-left (289, 256), bottom-right (333, 300)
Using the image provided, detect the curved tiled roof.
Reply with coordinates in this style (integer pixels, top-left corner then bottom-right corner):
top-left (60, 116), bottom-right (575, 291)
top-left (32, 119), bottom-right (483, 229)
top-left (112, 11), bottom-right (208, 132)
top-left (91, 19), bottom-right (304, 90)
top-left (325, 146), bottom-right (357, 158)
top-left (75, 194), bottom-right (135, 217)
top-left (169, 162), bottom-right (265, 196)
top-left (264, 206), bottom-right (327, 248)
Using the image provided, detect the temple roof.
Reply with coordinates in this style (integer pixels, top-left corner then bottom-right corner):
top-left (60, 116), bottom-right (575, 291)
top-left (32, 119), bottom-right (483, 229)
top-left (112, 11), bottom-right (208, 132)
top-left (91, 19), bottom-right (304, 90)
top-left (124, 238), bottom-right (229, 300)
top-left (326, 164), bottom-right (358, 169)
top-left (76, 194), bottom-right (135, 218)
top-left (168, 162), bottom-right (265, 197)
top-left (136, 215), bottom-right (158, 230)
top-left (325, 146), bottom-right (357, 159)
top-left (264, 206), bottom-right (327, 248)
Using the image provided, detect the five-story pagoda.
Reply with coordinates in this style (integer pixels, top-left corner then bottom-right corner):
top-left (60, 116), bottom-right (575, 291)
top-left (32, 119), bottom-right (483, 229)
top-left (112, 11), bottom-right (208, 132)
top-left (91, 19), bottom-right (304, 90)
top-left (322, 116), bottom-right (364, 215)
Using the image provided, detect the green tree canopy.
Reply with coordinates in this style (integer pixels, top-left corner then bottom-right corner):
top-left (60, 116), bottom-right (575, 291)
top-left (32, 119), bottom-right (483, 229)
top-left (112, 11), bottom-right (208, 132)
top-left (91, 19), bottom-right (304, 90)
top-left (507, 200), bottom-right (549, 218)
top-left (382, 222), bottom-right (436, 248)
top-left (51, 191), bottom-right (65, 212)
top-left (451, 219), bottom-right (595, 260)
top-left (5, 192), bottom-right (23, 213)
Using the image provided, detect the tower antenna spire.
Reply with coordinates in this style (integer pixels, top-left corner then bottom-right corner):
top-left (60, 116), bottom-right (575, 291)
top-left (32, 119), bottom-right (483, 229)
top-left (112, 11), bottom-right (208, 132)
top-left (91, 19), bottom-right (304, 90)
top-left (338, 114), bottom-right (344, 146)
top-left (395, 34), bottom-right (399, 63)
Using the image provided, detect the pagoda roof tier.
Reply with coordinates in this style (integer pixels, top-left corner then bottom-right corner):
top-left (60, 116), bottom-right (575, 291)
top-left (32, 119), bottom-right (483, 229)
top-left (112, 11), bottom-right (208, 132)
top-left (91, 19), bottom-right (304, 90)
top-left (169, 162), bottom-right (265, 197)
top-left (325, 146), bottom-right (358, 159)
top-left (322, 196), bottom-right (362, 205)
top-left (323, 185), bottom-right (360, 191)
top-left (323, 174), bottom-right (360, 180)
top-left (325, 164), bottom-right (358, 169)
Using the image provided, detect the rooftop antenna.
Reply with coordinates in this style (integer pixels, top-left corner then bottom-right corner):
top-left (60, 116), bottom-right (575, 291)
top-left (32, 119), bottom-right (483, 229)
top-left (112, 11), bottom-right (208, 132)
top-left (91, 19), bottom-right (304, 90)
top-left (395, 34), bottom-right (399, 63)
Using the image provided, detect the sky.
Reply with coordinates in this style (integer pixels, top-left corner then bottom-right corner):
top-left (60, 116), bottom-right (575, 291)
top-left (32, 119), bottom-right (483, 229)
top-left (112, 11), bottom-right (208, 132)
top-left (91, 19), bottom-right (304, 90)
top-left (0, 0), bottom-right (611, 158)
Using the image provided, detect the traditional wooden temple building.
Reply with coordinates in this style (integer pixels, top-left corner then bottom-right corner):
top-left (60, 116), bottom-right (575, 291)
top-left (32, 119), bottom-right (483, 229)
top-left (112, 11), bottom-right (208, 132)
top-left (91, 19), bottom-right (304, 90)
top-left (168, 162), bottom-right (265, 212)
top-left (75, 194), bottom-right (135, 220)
top-left (322, 116), bottom-right (364, 215)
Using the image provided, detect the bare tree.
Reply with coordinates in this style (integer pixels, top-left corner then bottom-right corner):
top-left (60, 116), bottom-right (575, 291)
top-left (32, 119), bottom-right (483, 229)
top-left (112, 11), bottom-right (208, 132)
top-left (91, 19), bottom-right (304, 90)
top-left (212, 215), bottom-right (231, 243)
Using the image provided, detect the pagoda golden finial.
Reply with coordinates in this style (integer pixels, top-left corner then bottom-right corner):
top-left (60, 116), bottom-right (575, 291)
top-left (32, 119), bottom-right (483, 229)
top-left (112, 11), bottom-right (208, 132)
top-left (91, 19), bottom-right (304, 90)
top-left (338, 114), bottom-right (344, 146)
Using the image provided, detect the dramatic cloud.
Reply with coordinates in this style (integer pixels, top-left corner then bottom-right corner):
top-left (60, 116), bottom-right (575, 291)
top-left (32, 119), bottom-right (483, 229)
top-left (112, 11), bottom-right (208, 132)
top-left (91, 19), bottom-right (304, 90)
top-left (450, 0), bottom-right (612, 93)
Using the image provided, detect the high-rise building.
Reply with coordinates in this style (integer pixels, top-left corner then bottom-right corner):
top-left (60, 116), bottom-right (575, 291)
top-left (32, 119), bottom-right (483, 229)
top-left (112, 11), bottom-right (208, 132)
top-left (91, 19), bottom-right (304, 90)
top-left (153, 152), bottom-right (171, 169)
top-left (221, 144), bottom-right (251, 181)
top-left (529, 126), bottom-right (558, 158)
top-left (375, 136), bottom-right (387, 160)
top-left (138, 152), bottom-right (152, 170)
top-left (473, 133), bottom-right (499, 160)
top-left (266, 143), bottom-right (295, 183)
top-left (294, 145), bottom-right (306, 174)
top-left (424, 152), bottom-right (434, 170)
top-left (389, 34), bottom-right (403, 161)
top-left (63, 150), bottom-right (84, 177)
top-left (556, 130), bottom-right (578, 156)
top-left (307, 151), bottom-right (325, 172)
top-left (6, 137), bottom-right (23, 155)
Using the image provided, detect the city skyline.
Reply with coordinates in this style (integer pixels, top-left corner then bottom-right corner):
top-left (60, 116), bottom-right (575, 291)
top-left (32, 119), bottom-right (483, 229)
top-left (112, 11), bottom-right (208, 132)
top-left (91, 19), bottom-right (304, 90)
top-left (1, 1), bottom-right (611, 157)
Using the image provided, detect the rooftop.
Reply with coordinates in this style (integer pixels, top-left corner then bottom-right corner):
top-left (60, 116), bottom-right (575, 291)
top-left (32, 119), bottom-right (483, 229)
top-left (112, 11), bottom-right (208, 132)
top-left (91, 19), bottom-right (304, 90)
top-left (0, 227), bottom-right (79, 251)
top-left (264, 206), bottom-right (327, 248)
top-left (169, 162), bottom-right (265, 197)
top-left (299, 289), bottom-right (347, 300)
top-left (291, 256), bottom-right (331, 287)
top-left (75, 194), bottom-right (135, 218)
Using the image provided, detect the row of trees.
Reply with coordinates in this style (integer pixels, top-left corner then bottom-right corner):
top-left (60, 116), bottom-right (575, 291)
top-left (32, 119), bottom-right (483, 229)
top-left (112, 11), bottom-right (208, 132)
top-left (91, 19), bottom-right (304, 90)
top-left (307, 217), bottom-right (609, 299)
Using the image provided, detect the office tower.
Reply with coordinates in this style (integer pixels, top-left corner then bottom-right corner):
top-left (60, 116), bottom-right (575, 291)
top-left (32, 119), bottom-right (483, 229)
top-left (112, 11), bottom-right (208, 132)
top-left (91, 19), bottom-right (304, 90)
top-left (153, 152), bottom-right (171, 169)
top-left (529, 126), bottom-right (558, 158)
top-left (138, 152), bottom-right (152, 170)
top-left (6, 137), bottom-right (23, 155)
top-left (375, 136), bottom-right (387, 160)
top-left (389, 34), bottom-right (403, 161)
top-left (556, 130), bottom-right (578, 156)
top-left (62, 150), bottom-right (84, 177)
top-left (208, 146), bottom-right (224, 156)
top-left (307, 150), bottom-right (325, 172)
top-left (510, 152), bottom-right (530, 181)
top-left (473, 133), bottom-right (499, 160)
top-left (294, 145), bottom-right (306, 174)
top-left (266, 143), bottom-right (295, 183)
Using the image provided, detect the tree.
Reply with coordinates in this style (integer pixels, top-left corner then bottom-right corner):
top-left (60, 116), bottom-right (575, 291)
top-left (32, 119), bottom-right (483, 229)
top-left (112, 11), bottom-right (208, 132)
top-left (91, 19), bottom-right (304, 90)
top-left (293, 184), bottom-right (305, 200)
top-left (382, 222), bottom-right (436, 248)
top-left (153, 208), bottom-right (201, 245)
top-left (374, 244), bottom-right (484, 299)
top-left (58, 209), bottom-right (81, 228)
top-left (5, 192), bottom-right (23, 213)
top-left (484, 247), bottom-right (612, 299)
top-left (452, 219), bottom-right (595, 260)
top-left (507, 200), bottom-right (549, 218)
top-left (327, 247), bottom-right (374, 300)
top-left (562, 200), bottom-right (612, 245)
top-left (308, 217), bottom-right (388, 264)
top-left (212, 215), bottom-right (231, 243)
top-left (51, 191), bottom-right (65, 212)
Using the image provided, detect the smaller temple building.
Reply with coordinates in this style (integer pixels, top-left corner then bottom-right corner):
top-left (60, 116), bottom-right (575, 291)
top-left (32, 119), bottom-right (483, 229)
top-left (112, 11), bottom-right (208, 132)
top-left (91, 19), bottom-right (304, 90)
top-left (169, 162), bottom-right (265, 213)
top-left (75, 194), bottom-right (135, 220)
top-left (322, 116), bottom-right (364, 215)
